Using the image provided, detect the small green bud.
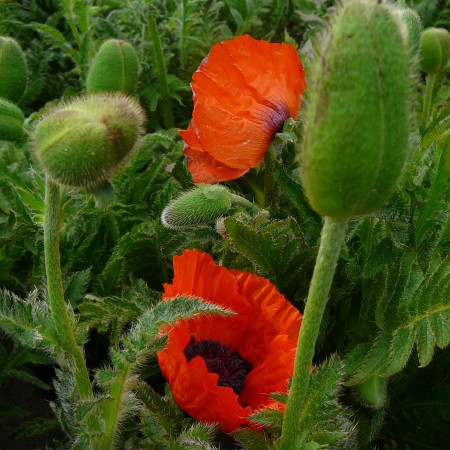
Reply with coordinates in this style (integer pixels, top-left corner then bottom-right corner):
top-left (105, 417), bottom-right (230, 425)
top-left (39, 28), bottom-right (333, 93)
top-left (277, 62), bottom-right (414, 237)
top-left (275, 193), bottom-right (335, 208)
top-left (0, 37), bottom-right (28, 103)
top-left (420, 28), bottom-right (450, 74)
top-left (87, 39), bottom-right (139, 94)
top-left (400, 9), bottom-right (422, 55)
top-left (0, 97), bottom-right (24, 141)
top-left (301, 0), bottom-right (410, 218)
top-left (161, 184), bottom-right (232, 229)
top-left (354, 375), bottom-right (387, 409)
top-left (33, 93), bottom-right (146, 190)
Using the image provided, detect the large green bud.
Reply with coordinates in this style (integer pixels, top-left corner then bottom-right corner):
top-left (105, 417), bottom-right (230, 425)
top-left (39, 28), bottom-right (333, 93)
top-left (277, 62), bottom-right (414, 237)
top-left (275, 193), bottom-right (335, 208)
top-left (0, 97), bottom-right (24, 141)
top-left (87, 39), bottom-right (139, 94)
top-left (33, 93), bottom-right (146, 190)
top-left (301, 0), bottom-right (410, 218)
top-left (420, 28), bottom-right (450, 74)
top-left (0, 37), bottom-right (28, 103)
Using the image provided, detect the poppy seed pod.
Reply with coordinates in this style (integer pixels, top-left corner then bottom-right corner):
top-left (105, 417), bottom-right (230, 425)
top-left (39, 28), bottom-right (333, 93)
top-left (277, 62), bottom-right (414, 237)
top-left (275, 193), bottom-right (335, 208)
top-left (401, 8), bottom-right (422, 55)
top-left (161, 184), bottom-right (232, 229)
top-left (87, 39), bottom-right (139, 94)
top-left (420, 28), bottom-right (450, 74)
top-left (0, 97), bottom-right (24, 141)
top-left (33, 93), bottom-right (145, 190)
top-left (0, 37), bottom-right (28, 103)
top-left (301, 0), bottom-right (410, 218)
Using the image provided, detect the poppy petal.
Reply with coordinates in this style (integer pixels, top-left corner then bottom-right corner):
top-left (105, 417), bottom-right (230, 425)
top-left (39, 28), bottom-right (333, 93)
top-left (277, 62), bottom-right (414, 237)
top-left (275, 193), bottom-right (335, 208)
top-left (157, 330), bottom-right (252, 432)
top-left (163, 249), bottom-right (252, 348)
top-left (180, 120), bottom-right (248, 183)
top-left (190, 35), bottom-right (305, 170)
top-left (231, 270), bottom-right (302, 366)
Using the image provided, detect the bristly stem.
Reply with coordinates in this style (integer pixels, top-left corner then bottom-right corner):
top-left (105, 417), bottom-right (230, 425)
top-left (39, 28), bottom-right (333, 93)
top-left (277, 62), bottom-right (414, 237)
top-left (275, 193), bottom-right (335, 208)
top-left (422, 73), bottom-right (436, 125)
top-left (264, 144), bottom-right (275, 207)
top-left (148, 13), bottom-right (174, 129)
top-left (280, 216), bottom-right (348, 450)
top-left (44, 178), bottom-right (92, 400)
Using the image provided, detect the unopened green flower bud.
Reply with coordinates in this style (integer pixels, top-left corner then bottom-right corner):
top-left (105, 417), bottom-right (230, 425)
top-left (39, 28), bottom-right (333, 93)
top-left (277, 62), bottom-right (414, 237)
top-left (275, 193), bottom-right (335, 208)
top-left (0, 97), bottom-right (24, 141)
top-left (33, 93), bottom-right (146, 190)
top-left (0, 37), bottom-right (28, 103)
top-left (87, 39), bottom-right (139, 94)
top-left (161, 184), bottom-right (232, 229)
top-left (354, 375), bottom-right (387, 410)
top-left (301, 0), bottom-right (410, 218)
top-left (400, 9), bottom-right (422, 55)
top-left (420, 28), bottom-right (450, 74)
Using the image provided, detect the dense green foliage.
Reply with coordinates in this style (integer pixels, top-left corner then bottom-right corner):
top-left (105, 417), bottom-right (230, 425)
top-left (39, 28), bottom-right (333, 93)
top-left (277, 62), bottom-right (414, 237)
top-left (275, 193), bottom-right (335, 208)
top-left (0, 0), bottom-right (448, 449)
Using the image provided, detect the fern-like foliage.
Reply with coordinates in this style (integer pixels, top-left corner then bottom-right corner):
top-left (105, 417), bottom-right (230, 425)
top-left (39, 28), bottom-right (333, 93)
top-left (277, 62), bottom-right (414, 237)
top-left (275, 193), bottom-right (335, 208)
top-left (233, 356), bottom-right (356, 449)
top-left (344, 250), bottom-right (450, 385)
top-left (71, 296), bottom-right (233, 449)
top-left (137, 383), bottom-right (219, 449)
top-left (221, 215), bottom-right (315, 298)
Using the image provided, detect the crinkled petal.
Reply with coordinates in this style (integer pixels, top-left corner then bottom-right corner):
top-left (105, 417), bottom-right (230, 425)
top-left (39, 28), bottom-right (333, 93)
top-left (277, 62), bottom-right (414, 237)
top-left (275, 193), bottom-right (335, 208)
top-left (163, 249), bottom-right (252, 348)
top-left (180, 120), bottom-right (248, 183)
top-left (178, 35), bottom-right (306, 179)
top-left (191, 35), bottom-right (305, 169)
top-left (157, 330), bottom-right (252, 432)
top-left (231, 270), bottom-right (302, 366)
top-left (239, 334), bottom-right (296, 408)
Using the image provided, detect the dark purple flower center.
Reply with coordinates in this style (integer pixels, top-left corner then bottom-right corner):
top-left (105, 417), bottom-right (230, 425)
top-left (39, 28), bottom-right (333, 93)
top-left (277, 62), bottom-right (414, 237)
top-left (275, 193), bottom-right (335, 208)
top-left (184, 337), bottom-right (252, 395)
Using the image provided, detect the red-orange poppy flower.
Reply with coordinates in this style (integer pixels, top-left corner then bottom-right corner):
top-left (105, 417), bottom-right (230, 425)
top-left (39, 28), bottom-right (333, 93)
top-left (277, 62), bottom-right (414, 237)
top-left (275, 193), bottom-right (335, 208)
top-left (157, 249), bottom-right (303, 432)
top-left (179, 35), bottom-right (306, 184)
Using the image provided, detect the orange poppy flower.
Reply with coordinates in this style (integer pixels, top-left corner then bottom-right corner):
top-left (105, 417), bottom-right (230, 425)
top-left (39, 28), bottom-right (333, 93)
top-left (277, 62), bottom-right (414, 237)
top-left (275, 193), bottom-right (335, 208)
top-left (157, 249), bottom-right (303, 432)
top-left (179, 35), bottom-right (306, 183)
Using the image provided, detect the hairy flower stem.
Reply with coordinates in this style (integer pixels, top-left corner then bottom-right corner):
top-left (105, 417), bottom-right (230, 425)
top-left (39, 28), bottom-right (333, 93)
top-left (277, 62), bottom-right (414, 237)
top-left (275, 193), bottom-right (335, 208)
top-left (44, 178), bottom-right (92, 400)
top-left (264, 144), bottom-right (275, 207)
top-left (422, 73), bottom-right (436, 124)
top-left (148, 13), bottom-right (174, 129)
top-left (280, 216), bottom-right (348, 449)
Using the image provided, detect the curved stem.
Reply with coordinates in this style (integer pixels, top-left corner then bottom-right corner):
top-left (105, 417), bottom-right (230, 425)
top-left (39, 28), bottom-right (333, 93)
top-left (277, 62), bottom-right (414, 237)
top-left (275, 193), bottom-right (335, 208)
top-left (263, 144), bottom-right (275, 207)
top-left (280, 216), bottom-right (348, 449)
top-left (148, 13), bottom-right (174, 129)
top-left (422, 73), bottom-right (436, 125)
top-left (44, 177), bottom-right (92, 400)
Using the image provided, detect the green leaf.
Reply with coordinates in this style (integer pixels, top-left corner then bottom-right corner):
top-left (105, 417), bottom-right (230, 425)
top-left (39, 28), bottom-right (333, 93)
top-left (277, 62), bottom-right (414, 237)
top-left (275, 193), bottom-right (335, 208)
top-left (345, 252), bottom-right (450, 383)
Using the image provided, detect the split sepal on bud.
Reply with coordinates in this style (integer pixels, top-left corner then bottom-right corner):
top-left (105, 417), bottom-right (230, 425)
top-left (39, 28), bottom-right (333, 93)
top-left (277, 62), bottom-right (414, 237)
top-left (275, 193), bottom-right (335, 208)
top-left (419, 28), bottom-right (450, 74)
top-left (161, 184), bottom-right (255, 230)
top-left (87, 39), bottom-right (139, 94)
top-left (0, 36), bottom-right (28, 103)
top-left (33, 93), bottom-right (146, 191)
top-left (300, 0), bottom-right (411, 219)
top-left (0, 97), bottom-right (24, 141)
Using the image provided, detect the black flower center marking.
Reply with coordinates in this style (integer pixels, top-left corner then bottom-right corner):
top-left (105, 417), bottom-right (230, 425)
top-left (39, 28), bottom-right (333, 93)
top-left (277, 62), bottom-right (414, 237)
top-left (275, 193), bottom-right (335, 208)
top-left (184, 337), bottom-right (253, 395)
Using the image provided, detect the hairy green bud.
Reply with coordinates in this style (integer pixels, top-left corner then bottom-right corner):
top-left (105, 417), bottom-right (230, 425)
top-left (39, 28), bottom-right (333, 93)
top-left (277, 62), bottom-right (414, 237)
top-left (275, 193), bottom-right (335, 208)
top-left (401, 8), bottom-right (422, 55)
top-left (0, 97), bottom-right (24, 141)
top-left (354, 375), bottom-right (387, 410)
top-left (301, 0), bottom-right (410, 218)
top-left (420, 28), bottom-right (450, 74)
top-left (33, 93), bottom-right (146, 190)
top-left (87, 39), bottom-right (139, 94)
top-left (0, 37), bottom-right (28, 103)
top-left (161, 184), bottom-right (232, 229)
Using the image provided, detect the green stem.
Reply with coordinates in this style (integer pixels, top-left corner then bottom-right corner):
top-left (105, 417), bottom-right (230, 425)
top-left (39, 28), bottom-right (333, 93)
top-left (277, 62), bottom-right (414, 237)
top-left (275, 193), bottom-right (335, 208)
top-left (280, 216), bottom-right (348, 449)
top-left (246, 178), bottom-right (265, 207)
top-left (44, 178), bottom-right (92, 400)
top-left (148, 13), bottom-right (174, 129)
top-left (263, 144), bottom-right (275, 207)
top-left (422, 73), bottom-right (436, 125)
